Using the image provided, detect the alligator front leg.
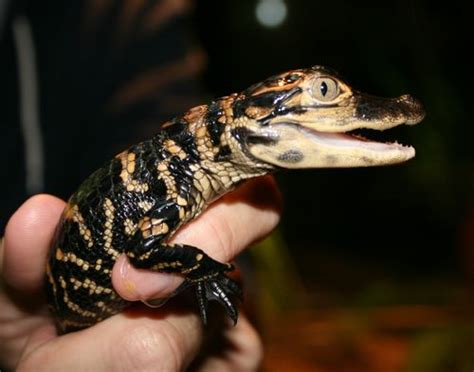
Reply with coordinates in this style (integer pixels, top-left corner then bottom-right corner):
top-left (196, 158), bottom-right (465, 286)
top-left (124, 219), bottom-right (242, 324)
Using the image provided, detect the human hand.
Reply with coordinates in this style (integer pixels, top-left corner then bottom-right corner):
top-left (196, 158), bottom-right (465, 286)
top-left (0, 176), bottom-right (281, 371)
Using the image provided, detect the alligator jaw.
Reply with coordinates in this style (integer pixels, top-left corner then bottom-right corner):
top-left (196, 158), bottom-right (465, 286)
top-left (247, 121), bottom-right (416, 169)
top-left (292, 124), bottom-right (415, 167)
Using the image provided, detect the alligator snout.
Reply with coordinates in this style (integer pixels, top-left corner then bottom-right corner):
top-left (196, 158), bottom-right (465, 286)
top-left (355, 92), bottom-right (425, 126)
top-left (397, 94), bottom-right (425, 125)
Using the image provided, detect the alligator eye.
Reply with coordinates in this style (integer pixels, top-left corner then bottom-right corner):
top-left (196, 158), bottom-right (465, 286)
top-left (312, 77), bottom-right (339, 102)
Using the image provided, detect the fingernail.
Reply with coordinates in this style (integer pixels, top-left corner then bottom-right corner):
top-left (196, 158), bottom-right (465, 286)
top-left (116, 255), bottom-right (183, 301)
top-left (141, 297), bottom-right (169, 308)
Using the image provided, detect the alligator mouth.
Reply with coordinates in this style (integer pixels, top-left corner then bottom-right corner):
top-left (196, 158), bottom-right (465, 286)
top-left (248, 121), bottom-right (417, 168)
top-left (297, 124), bottom-right (414, 154)
top-left (345, 127), bottom-right (413, 149)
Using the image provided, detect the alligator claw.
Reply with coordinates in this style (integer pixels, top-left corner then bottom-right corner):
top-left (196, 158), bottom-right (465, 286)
top-left (173, 273), bottom-right (241, 325)
top-left (198, 276), bottom-right (239, 325)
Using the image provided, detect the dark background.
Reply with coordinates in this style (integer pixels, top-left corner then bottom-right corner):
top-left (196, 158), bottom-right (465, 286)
top-left (2, 0), bottom-right (473, 369)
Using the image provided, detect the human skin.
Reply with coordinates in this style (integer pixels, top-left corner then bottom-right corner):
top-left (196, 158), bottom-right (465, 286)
top-left (0, 176), bottom-right (281, 371)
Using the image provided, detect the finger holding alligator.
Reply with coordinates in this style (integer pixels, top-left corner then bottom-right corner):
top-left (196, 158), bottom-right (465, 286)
top-left (112, 176), bottom-right (282, 303)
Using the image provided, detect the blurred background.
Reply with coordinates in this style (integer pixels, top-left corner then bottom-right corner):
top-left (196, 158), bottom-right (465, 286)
top-left (1, 0), bottom-right (474, 370)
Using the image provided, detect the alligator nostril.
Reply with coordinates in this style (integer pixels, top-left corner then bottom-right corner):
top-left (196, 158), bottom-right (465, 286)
top-left (398, 94), bottom-right (425, 124)
top-left (399, 94), bottom-right (416, 104)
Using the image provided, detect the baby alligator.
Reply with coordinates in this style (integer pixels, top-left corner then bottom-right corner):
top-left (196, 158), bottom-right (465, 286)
top-left (45, 66), bottom-right (425, 333)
